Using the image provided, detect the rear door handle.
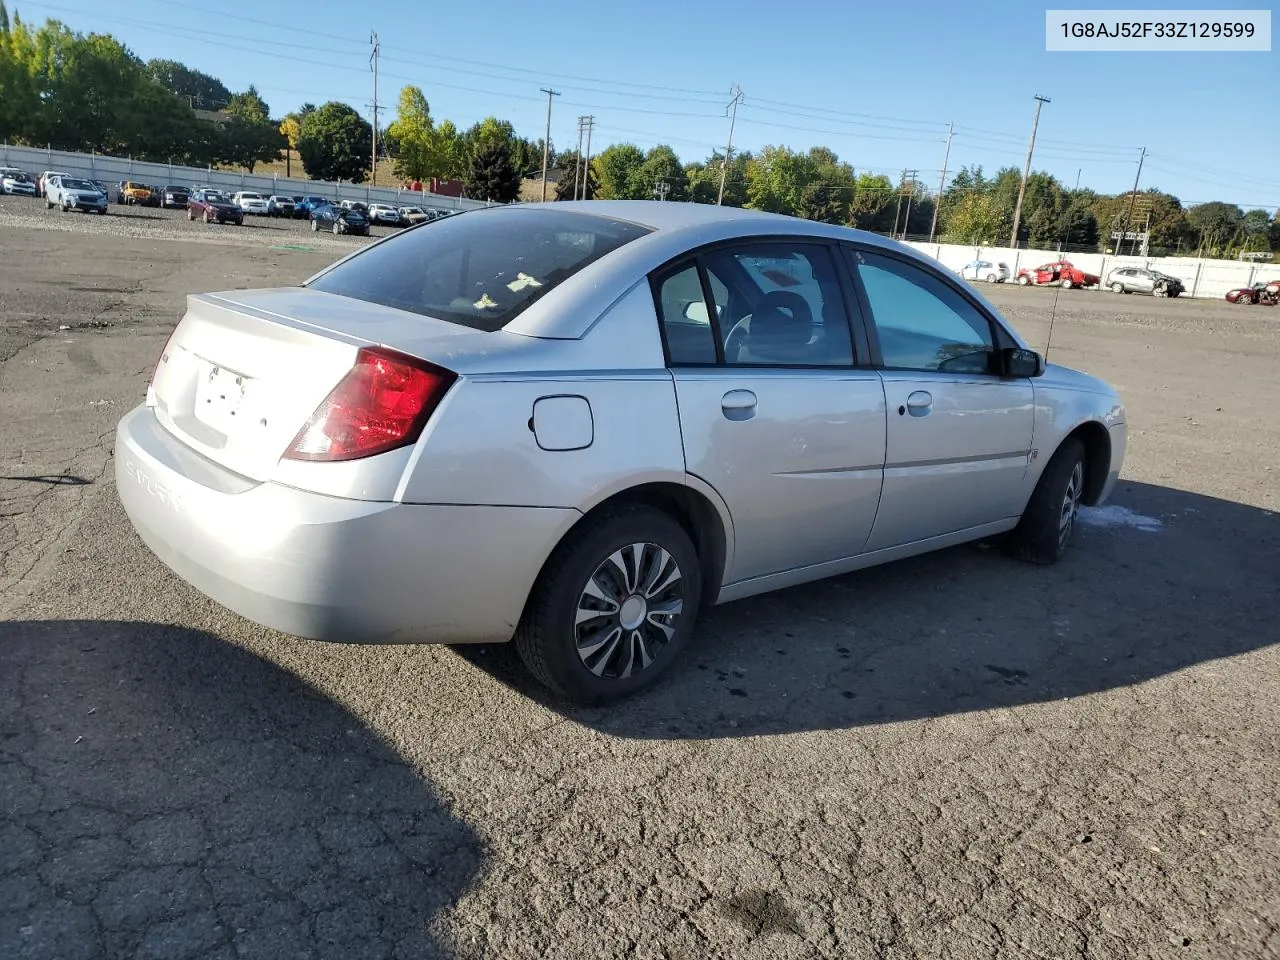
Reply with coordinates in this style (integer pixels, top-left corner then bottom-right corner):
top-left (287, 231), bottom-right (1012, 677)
top-left (903, 390), bottom-right (933, 417)
top-left (721, 389), bottom-right (757, 420)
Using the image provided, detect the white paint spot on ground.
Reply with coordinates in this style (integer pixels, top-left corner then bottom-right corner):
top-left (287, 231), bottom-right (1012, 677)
top-left (1078, 505), bottom-right (1164, 532)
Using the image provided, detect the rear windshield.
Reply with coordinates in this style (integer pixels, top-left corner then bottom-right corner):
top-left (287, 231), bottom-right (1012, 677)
top-left (306, 208), bottom-right (652, 332)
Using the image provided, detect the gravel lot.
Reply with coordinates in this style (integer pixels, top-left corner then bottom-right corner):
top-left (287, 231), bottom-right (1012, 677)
top-left (1, 206), bottom-right (1277, 960)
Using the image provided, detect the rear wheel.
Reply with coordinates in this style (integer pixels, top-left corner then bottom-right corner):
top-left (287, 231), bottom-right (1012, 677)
top-left (1009, 437), bottom-right (1086, 565)
top-left (515, 505), bottom-right (703, 704)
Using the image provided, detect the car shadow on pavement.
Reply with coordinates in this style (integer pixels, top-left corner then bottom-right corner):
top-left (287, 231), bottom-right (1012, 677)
top-left (456, 481), bottom-right (1279, 739)
top-left (0, 619), bottom-right (481, 960)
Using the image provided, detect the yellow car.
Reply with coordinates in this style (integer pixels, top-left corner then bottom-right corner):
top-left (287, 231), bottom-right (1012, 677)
top-left (118, 181), bottom-right (156, 206)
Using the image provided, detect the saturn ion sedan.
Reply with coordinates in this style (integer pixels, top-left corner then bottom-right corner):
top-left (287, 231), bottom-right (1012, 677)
top-left (116, 201), bottom-right (1127, 703)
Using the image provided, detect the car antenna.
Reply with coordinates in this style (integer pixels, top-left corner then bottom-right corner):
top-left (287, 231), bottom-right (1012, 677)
top-left (1043, 204), bottom-right (1075, 365)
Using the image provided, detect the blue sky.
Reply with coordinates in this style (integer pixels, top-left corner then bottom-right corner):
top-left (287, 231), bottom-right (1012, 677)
top-left (13, 0), bottom-right (1279, 207)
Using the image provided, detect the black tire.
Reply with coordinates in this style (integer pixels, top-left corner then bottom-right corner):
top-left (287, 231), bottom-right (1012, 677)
top-left (514, 504), bottom-right (703, 704)
top-left (1009, 437), bottom-right (1087, 565)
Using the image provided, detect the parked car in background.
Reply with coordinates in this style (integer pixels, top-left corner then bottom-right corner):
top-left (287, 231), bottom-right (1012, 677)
top-left (38, 171), bottom-right (72, 197)
top-left (187, 188), bottom-right (244, 225)
top-left (114, 201), bottom-right (1127, 704)
top-left (398, 205), bottom-right (428, 225)
top-left (1, 170), bottom-right (37, 195)
top-left (959, 259), bottom-right (1010, 284)
top-left (367, 203), bottom-right (403, 226)
top-left (1225, 281), bottom-right (1280, 305)
top-left (310, 201), bottom-right (370, 236)
top-left (1015, 260), bottom-right (1100, 289)
top-left (45, 174), bottom-right (109, 214)
top-left (294, 196), bottom-right (329, 219)
top-left (160, 185), bottom-right (191, 209)
top-left (89, 180), bottom-right (111, 199)
top-left (1106, 267), bottom-right (1185, 298)
top-left (233, 191), bottom-right (270, 216)
top-left (267, 195), bottom-right (296, 218)
top-left (339, 199), bottom-right (370, 214)
top-left (118, 181), bottom-right (156, 206)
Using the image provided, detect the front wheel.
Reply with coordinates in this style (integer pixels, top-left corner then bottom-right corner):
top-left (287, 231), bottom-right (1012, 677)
top-left (1153, 285), bottom-right (1168, 298)
top-left (1016, 275), bottom-right (1030, 286)
top-left (985, 273), bottom-right (998, 283)
top-left (1009, 437), bottom-right (1086, 565)
top-left (1111, 282), bottom-right (1124, 294)
top-left (515, 505), bottom-right (703, 704)
top-left (332, 221), bottom-right (341, 235)
top-left (187, 208), bottom-right (194, 221)
top-left (310, 219), bottom-right (319, 232)
top-left (1059, 277), bottom-right (1074, 289)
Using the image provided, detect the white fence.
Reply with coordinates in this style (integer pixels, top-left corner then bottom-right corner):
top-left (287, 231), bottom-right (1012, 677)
top-left (0, 143), bottom-right (492, 212)
top-left (905, 241), bottom-right (1273, 301)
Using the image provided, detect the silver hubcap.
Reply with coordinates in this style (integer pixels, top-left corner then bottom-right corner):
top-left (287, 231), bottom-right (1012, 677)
top-left (575, 542), bottom-right (684, 680)
top-left (1059, 461), bottom-right (1084, 549)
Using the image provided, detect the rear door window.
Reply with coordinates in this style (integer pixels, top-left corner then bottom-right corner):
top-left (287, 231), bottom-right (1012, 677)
top-left (307, 209), bottom-right (651, 332)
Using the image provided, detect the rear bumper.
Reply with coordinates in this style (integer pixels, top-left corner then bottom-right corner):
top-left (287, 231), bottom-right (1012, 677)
top-left (115, 404), bottom-right (578, 644)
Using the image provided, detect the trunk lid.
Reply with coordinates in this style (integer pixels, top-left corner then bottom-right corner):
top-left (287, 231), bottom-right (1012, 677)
top-left (149, 288), bottom-right (474, 481)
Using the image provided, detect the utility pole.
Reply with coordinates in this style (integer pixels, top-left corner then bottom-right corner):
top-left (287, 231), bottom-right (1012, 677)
top-left (1009, 94), bottom-right (1050, 249)
top-left (1115, 146), bottom-right (1147, 256)
top-left (717, 85), bottom-right (743, 205)
top-left (581, 116), bottom-right (595, 200)
top-left (929, 122), bottom-right (953, 243)
top-left (539, 88), bottom-right (560, 202)
top-left (369, 32), bottom-right (380, 187)
top-left (901, 171), bottom-right (919, 239)
top-left (653, 179), bottom-right (671, 201)
top-left (572, 116), bottom-right (585, 200)
top-left (892, 169), bottom-right (907, 238)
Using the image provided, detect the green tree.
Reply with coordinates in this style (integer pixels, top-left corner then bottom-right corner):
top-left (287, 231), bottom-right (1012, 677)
top-left (467, 142), bottom-right (520, 202)
top-left (226, 85), bottom-right (269, 124)
top-left (218, 116), bottom-right (283, 172)
top-left (298, 101), bottom-right (372, 182)
top-left (942, 192), bottom-right (1006, 244)
top-left (745, 145), bottom-right (814, 215)
top-left (1187, 201), bottom-right (1244, 256)
top-left (386, 85), bottom-right (437, 181)
top-left (593, 143), bottom-right (645, 199)
top-left (146, 58), bottom-right (230, 109)
top-left (848, 174), bottom-right (895, 231)
top-left (555, 152), bottom-right (598, 200)
top-left (635, 144), bottom-right (688, 201)
top-left (685, 150), bottom-right (750, 207)
top-left (432, 120), bottom-right (468, 180)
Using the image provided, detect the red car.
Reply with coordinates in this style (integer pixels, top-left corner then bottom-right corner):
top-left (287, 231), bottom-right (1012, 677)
top-left (1014, 260), bottom-right (1100, 289)
top-left (186, 188), bottom-right (244, 225)
top-left (1224, 281), bottom-right (1280, 305)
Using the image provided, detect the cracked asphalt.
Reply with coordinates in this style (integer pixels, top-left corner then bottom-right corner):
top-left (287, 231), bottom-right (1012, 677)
top-left (2, 200), bottom-right (1278, 959)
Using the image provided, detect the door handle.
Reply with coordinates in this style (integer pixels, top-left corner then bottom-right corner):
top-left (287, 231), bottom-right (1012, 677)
top-left (901, 390), bottom-right (933, 417)
top-left (721, 389), bottom-right (757, 421)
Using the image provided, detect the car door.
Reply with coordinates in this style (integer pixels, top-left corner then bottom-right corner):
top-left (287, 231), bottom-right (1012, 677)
top-left (846, 246), bottom-right (1035, 552)
top-left (1133, 270), bottom-right (1154, 294)
top-left (654, 241), bottom-right (887, 584)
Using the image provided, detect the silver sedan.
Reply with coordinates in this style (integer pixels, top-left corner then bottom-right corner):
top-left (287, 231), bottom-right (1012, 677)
top-left (115, 201), bottom-right (1127, 703)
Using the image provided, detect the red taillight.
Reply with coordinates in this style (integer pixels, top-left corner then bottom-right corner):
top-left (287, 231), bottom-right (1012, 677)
top-left (285, 347), bottom-right (455, 462)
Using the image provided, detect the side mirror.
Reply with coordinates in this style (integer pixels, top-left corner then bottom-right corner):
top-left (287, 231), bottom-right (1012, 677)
top-left (1002, 346), bottom-right (1045, 378)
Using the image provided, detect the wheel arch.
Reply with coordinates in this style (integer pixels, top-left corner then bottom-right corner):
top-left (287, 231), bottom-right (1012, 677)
top-left (554, 478), bottom-right (734, 606)
top-left (1061, 419), bottom-right (1111, 505)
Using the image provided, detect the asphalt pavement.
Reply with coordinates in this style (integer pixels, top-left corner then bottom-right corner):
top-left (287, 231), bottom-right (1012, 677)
top-left (2, 200), bottom-right (1277, 959)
